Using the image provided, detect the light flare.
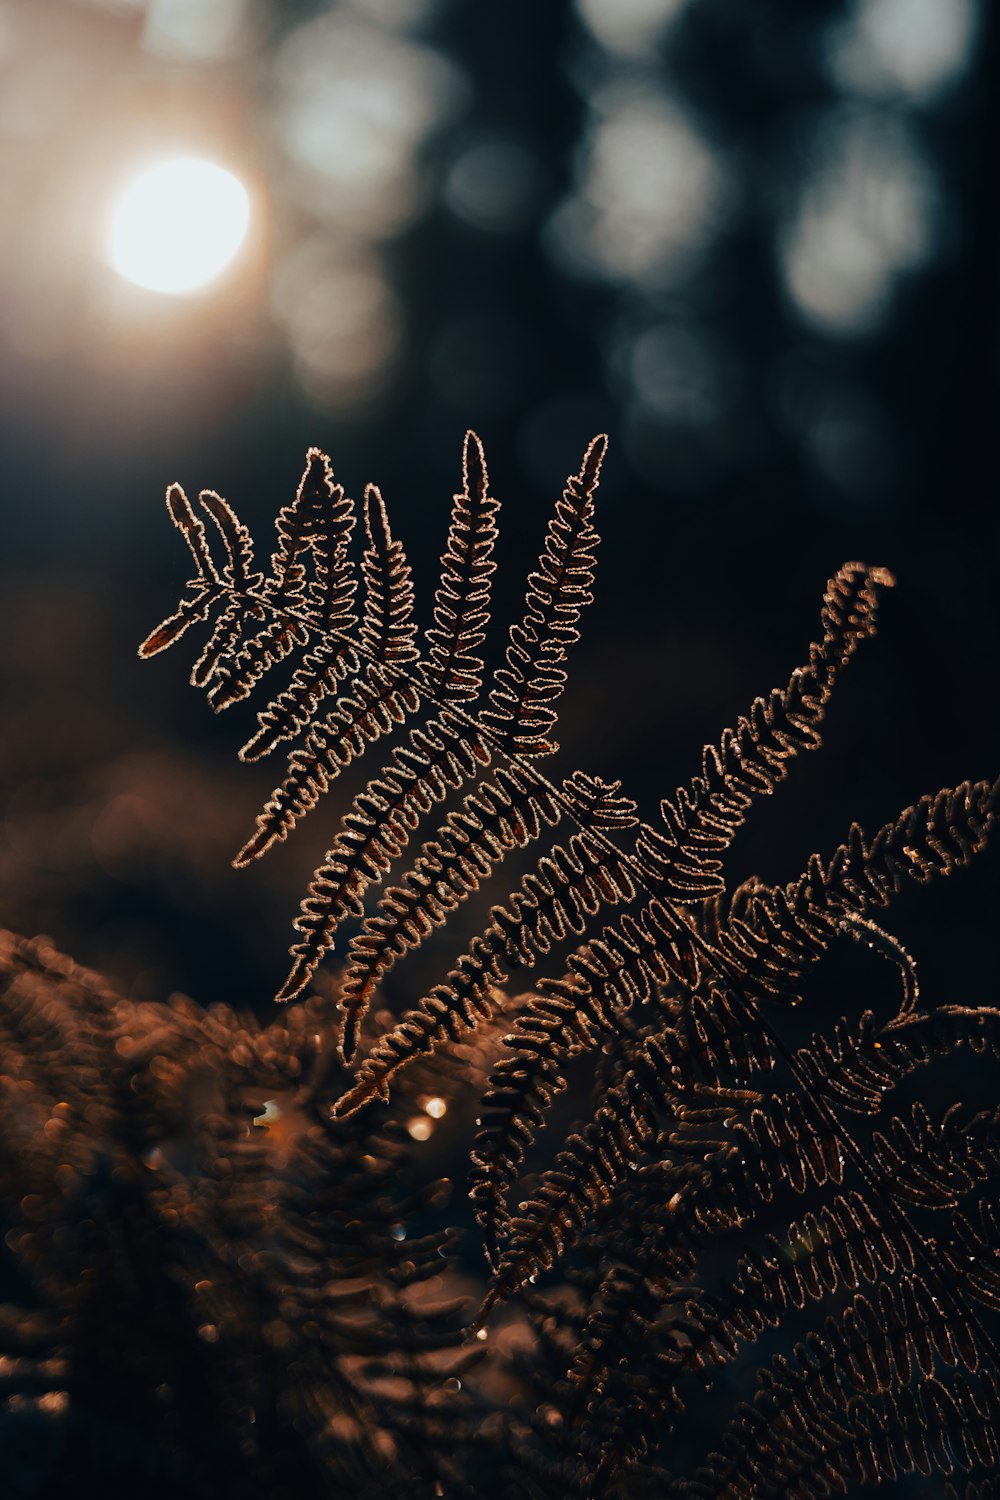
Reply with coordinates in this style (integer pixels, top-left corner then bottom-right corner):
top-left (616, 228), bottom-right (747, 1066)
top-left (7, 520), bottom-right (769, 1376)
top-left (107, 157), bottom-right (250, 295)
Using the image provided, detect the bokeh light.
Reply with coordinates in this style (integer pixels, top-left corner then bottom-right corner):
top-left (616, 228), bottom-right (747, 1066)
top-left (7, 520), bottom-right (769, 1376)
top-left (271, 13), bottom-right (463, 238)
top-left (443, 136), bottom-right (540, 233)
top-left (547, 85), bottom-right (729, 289)
top-left (826, 0), bottom-right (979, 101)
top-left (779, 109), bottom-right (939, 336)
top-left (575, 0), bottom-right (689, 57)
top-left (141, 0), bottom-right (254, 62)
top-left (107, 157), bottom-right (250, 294)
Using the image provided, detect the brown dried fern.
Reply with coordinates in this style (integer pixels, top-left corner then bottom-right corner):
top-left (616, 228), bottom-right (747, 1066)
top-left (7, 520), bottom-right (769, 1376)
top-left (139, 432), bottom-right (1000, 1499)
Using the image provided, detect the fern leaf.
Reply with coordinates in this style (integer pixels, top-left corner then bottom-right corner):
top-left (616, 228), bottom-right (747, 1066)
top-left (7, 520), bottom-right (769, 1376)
top-left (360, 483), bottom-right (418, 666)
top-left (484, 995), bottom-right (1000, 1317)
top-left (717, 777), bottom-right (999, 997)
top-left (274, 716), bottom-right (492, 1002)
top-left (483, 1053), bottom-right (837, 1308)
top-left (138, 483), bottom-right (224, 656)
top-left (339, 770), bottom-right (636, 1073)
top-left (132, 430), bottom-right (1000, 1499)
top-left (695, 1310), bottom-right (995, 1498)
top-left (335, 787), bottom-right (641, 1099)
top-left (482, 983), bottom-right (989, 1305)
top-left (421, 429), bottom-right (499, 703)
top-left (268, 446), bottom-right (334, 604)
top-left (239, 480), bottom-right (417, 768)
top-left (470, 973), bottom-right (620, 1266)
top-left (207, 610), bottom-right (311, 712)
top-left (465, 567), bottom-right (894, 1261)
top-left (234, 665), bottom-right (423, 864)
top-left (338, 765), bottom-right (564, 1064)
top-left (493, 829), bottom-right (641, 966)
top-left (165, 480), bottom-right (222, 586)
top-left (638, 563), bottom-right (893, 901)
top-left (483, 980), bottom-right (1000, 1304)
top-left (567, 1187), bottom-right (903, 1407)
top-left (238, 640), bottom-right (361, 762)
top-left (198, 488), bottom-right (259, 591)
top-left (479, 435), bottom-right (605, 756)
top-left (333, 954), bottom-right (507, 1117)
top-left (465, 892), bottom-right (749, 1242)
top-left (190, 596), bottom-right (252, 689)
top-left (138, 587), bottom-right (221, 659)
top-left (301, 456), bottom-right (357, 634)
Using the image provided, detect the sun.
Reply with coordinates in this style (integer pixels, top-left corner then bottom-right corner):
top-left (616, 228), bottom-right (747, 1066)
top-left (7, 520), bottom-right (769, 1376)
top-left (107, 157), bottom-right (250, 295)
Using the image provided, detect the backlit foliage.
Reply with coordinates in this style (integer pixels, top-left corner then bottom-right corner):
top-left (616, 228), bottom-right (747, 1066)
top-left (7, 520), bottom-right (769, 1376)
top-left (1, 433), bottom-right (997, 1495)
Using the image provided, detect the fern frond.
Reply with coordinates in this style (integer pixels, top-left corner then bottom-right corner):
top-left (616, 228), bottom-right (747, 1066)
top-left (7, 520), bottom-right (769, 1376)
top-left (238, 640), bottom-right (361, 762)
top-left (360, 483), bottom-right (418, 666)
top-left (198, 487), bottom-right (259, 591)
top-left (338, 765), bottom-right (564, 1063)
top-left (470, 651), bottom-right (917, 1188)
top-left (691, 1314), bottom-right (997, 1499)
top-left (275, 715), bottom-right (492, 1001)
top-left (479, 434), bottom-right (605, 756)
top-left (268, 446), bottom-right (334, 604)
top-left (212, 450), bottom-right (356, 720)
top-left (333, 961), bottom-right (508, 1115)
top-left (482, 993), bottom-right (1000, 1307)
top-left (421, 429), bottom-right (499, 703)
top-left (129, 425), bottom-right (1000, 1498)
top-left (637, 562), bottom-right (892, 901)
top-left (138, 483), bottom-right (225, 657)
top-left (572, 1187), bottom-right (903, 1401)
top-left (462, 900), bottom-right (708, 1225)
top-left (598, 1136), bottom-right (989, 1417)
top-left (717, 776), bottom-right (999, 996)
top-left (207, 610), bottom-right (310, 712)
top-left (234, 666), bottom-right (424, 864)
top-left (190, 596), bottom-right (251, 689)
top-left (335, 774), bottom-right (632, 1068)
top-left (483, 1055), bottom-right (843, 1309)
top-left (473, 732), bottom-right (881, 1260)
top-left (494, 829), bottom-right (641, 967)
top-left (469, 973), bottom-right (628, 1265)
top-left (335, 779), bottom-right (641, 1102)
top-left (554, 1185), bottom-right (936, 1479)
top-left (302, 456), bottom-right (357, 633)
top-left (338, 773), bottom-right (634, 1068)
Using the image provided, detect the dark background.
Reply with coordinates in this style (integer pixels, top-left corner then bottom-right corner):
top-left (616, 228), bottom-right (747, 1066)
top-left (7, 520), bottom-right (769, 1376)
top-left (0, 0), bottom-right (996, 1024)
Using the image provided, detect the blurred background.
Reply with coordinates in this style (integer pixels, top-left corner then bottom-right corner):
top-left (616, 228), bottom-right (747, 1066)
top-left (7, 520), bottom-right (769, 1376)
top-left (0, 0), bottom-right (996, 1023)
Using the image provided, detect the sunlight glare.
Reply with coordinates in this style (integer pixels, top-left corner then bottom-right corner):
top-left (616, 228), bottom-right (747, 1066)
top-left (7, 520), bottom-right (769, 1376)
top-left (107, 157), bottom-right (250, 294)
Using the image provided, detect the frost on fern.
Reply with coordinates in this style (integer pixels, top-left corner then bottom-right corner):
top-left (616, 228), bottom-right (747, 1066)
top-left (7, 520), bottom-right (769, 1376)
top-left (139, 431), bottom-right (1000, 1498)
